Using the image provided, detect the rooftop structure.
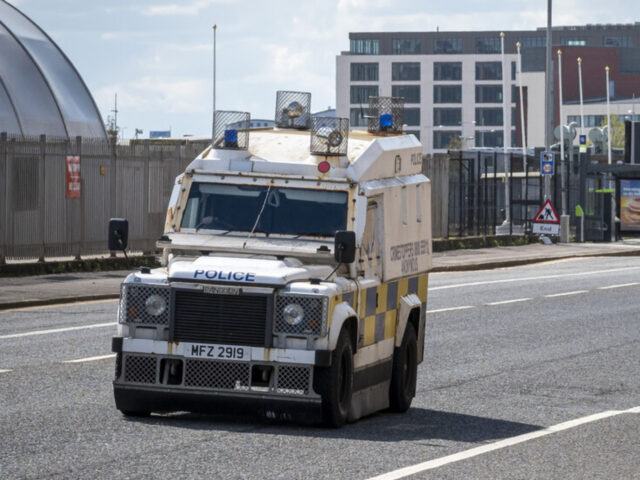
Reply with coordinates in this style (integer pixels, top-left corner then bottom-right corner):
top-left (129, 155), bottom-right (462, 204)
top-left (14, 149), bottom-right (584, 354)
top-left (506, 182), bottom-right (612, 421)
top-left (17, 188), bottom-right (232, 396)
top-left (0, 1), bottom-right (106, 139)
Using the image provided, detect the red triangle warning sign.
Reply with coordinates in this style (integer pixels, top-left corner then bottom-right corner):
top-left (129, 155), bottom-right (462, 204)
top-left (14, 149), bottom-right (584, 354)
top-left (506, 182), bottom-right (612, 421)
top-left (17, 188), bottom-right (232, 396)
top-left (534, 200), bottom-right (560, 224)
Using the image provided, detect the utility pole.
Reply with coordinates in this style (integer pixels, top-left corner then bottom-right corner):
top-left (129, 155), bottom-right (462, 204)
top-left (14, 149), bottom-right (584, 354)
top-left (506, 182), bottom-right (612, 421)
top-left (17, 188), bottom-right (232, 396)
top-left (500, 32), bottom-right (510, 226)
top-left (544, 0), bottom-right (553, 201)
top-left (212, 24), bottom-right (217, 147)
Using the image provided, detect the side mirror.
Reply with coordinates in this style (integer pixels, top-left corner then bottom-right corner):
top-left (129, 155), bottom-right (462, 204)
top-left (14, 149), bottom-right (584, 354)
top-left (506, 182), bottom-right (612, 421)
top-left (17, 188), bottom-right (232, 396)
top-left (334, 230), bottom-right (356, 264)
top-left (108, 218), bottom-right (129, 251)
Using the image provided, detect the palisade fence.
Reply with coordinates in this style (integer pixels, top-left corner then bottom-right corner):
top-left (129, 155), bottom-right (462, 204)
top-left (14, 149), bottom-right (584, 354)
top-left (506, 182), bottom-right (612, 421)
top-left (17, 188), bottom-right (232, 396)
top-left (445, 149), bottom-right (581, 237)
top-left (0, 133), bottom-right (209, 262)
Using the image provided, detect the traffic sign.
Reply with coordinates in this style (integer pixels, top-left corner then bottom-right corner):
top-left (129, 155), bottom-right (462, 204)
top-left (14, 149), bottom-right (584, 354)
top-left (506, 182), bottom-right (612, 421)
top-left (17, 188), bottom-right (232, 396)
top-left (540, 151), bottom-right (554, 175)
top-left (534, 199), bottom-right (560, 224)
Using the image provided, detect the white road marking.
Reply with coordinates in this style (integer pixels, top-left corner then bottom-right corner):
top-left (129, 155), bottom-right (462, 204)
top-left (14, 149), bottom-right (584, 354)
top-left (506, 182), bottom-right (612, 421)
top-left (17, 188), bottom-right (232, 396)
top-left (366, 406), bottom-right (640, 480)
top-left (0, 322), bottom-right (116, 340)
top-left (486, 297), bottom-right (532, 306)
top-left (0, 369), bottom-right (12, 374)
top-left (0, 298), bottom-right (117, 314)
top-left (545, 290), bottom-right (588, 298)
top-left (63, 354), bottom-right (116, 364)
top-left (430, 266), bottom-right (640, 291)
top-left (598, 282), bottom-right (639, 290)
top-left (428, 306), bottom-right (475, 313)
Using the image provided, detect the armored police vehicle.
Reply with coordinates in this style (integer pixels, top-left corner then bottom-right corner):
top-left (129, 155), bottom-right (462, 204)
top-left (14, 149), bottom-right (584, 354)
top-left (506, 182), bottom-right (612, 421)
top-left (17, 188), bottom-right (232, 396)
top-left (110, 92), bottom-right (432, 426)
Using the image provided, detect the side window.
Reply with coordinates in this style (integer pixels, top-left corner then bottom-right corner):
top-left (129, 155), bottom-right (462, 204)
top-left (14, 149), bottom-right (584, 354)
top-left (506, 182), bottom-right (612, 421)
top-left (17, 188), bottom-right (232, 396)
top-left (401, 187), bottom-right (408, 226)
top-left (360, 198), bottom-right (384, 277)
top-left (416, 184), bottom-right (423, 223)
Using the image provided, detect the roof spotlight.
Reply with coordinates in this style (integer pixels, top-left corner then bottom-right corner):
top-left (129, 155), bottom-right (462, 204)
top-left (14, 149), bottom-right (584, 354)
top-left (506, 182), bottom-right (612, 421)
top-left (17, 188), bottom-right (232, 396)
top-left (316, 127), bottom-right (343, 148)
top-left (284, 101), bottom-right (303, 119)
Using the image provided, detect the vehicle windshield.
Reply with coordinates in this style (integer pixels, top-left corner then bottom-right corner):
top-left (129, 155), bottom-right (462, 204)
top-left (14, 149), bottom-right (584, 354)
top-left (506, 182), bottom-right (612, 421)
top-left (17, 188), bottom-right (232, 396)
top-left (181, 183), bottom-right (348, 237)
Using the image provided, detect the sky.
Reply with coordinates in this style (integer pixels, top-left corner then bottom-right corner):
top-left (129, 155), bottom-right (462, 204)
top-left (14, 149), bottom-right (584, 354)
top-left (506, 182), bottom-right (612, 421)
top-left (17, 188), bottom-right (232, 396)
top-left (8, 0), bottom-right (640, 138)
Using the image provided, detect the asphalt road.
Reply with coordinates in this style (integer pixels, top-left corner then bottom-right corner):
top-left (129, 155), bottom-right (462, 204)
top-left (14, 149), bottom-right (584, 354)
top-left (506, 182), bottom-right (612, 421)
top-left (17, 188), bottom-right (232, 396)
top-left (1, 256), bottom-right (638, 479)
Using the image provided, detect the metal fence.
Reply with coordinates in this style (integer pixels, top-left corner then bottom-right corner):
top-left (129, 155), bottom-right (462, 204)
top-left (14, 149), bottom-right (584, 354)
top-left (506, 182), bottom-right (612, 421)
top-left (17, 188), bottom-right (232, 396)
top-left (0, 133), bottom-right (209, 262)
top-left (447, 150), bottom-right (581, 237)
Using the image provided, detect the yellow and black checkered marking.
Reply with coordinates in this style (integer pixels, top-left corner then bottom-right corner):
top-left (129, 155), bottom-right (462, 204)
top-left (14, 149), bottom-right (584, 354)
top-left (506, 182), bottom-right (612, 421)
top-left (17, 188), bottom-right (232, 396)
top-left (330, 273), bottom-right (428, 349)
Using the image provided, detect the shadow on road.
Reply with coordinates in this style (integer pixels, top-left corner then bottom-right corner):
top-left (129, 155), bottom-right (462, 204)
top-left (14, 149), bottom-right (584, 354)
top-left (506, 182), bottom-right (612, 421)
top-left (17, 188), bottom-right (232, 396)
top-left (125, 407), bottom-right (542, 443)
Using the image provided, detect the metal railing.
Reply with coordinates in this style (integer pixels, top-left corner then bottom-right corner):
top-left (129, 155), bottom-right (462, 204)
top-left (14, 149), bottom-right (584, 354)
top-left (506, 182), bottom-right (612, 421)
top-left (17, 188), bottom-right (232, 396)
top-left (0, 133), bottom-right (209, 262)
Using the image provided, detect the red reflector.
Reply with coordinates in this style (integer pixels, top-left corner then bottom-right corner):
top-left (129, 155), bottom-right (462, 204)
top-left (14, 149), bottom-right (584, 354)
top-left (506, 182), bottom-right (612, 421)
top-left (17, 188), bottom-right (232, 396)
top-left (318, 161), bottom-right (330, 173)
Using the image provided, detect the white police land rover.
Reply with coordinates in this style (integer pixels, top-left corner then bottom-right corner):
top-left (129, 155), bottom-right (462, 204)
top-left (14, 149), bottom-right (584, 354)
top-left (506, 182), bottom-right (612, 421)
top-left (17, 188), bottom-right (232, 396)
top-left (110, 92), bottom-right (432, 426)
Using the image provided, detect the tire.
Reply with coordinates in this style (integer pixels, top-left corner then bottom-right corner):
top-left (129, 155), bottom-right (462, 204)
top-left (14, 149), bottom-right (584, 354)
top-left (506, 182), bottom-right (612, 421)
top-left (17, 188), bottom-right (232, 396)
top-left (389, 322), bottom-right (418, 413)
top-left (315, 328), bottom-right (354, 427)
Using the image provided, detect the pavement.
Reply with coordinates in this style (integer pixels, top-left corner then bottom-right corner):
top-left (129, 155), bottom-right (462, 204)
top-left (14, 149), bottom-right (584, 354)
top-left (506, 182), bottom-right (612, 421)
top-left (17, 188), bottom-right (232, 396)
top-left (1, 239), bottom-right (640, 311)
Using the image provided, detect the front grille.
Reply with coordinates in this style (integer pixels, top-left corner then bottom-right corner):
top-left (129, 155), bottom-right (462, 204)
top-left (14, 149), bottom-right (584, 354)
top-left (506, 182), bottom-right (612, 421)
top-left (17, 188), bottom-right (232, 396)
top-left (277, 366), bottom-right (311, 395)
top-left (120, 284), bottom-right (171, 325)
top-left (274, 294), bottom-right (327, 336)
top-left (184, 359), bottom-right (250, 390)
top-left (172, 290), bottom-right (270, 347)
top-left (123, 354), bottom-right (157, 384)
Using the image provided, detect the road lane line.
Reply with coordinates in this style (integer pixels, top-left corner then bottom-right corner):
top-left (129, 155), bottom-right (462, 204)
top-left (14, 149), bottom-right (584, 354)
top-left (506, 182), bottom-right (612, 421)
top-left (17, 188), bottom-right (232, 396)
top-left (428, 306), bottom-right (475, 314)
top-left (486, 298), bottom-right (532, 306)
top-left (545, 290), bottom-right (588, 298)
top-left (0, 369), bottom-right (12, 374)
top-left (598, 282), bottom-right (639, 290)
top-left (366, 406), bottom-right (640, 480)
top-left (0, 322), bottom-right (116, 339)
top-left (63, 354), bottom-right (116, 364)
top-left (0, 298), bottom-right (118, 314)
top-left (430, 266), bottom-right (640, 291)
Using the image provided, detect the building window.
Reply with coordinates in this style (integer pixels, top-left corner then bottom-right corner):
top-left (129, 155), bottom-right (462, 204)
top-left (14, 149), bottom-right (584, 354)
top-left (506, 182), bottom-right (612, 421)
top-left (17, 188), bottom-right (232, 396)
top-left (433, 85), bottom-right (462, 103)
top-left (511, 107), bottom-right (517, 126)
top-left (350, 39), bottom-right (379, 55)
top-left (567, 115), bottom-right (608, 128)
top-left (434, 62), bottom-right (462, 81)
top-left (476, 62), bottom-right (502, 80)
top-left (351, 63), bottom-right (379, 81)
top-left (475, 37), bottom-right (500, 54)
top-left (604, 36), bottom-right (633, 48)
top-left (433, 130), bottom-right (461, 149)
top-left (475, 85), bottom-right (503, 103)
top-left (434, 38), bottom-right (462, 54)
top-left (350, 108), bottom-right (368, 127)
top-left (433, 108), bottom-right (461, 126)
top-left (519, 36), bottom-right (546, 48)
top-left (405, 130), bottom-right (421, 141)
top-left (350, 85), bottom-right (379, 104)
top-left (393, 38), bottom-right (421, 54)
top-left (392, 63), bottom-right (420, 81)
top-left (475, 130), bottom-right (503, 147)
top-left (511, 61), bottom-right (516, 80)
top-left (561, 37), bottom-right (587, 46)
top-left (392, 85), bottom-right (420, 104)
top-left (404, 108), bottom-right (420, 126)
top-left (475, 108), bottom-right (503, 126)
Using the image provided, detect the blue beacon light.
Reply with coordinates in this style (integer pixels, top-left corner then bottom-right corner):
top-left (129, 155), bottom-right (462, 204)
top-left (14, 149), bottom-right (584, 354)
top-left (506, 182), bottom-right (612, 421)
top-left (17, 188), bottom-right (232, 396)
top-left (379, 113), bottom-right (392, 129)
top-left (224, 129), bottom-right (238, 147)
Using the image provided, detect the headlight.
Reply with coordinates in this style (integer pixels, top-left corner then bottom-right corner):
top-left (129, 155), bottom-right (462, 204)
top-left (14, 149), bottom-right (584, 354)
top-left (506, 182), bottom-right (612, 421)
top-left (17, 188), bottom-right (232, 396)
top-left (283, 303), bottom-right (304, 325)
top-left (145, 294), bottom-right (167, 317)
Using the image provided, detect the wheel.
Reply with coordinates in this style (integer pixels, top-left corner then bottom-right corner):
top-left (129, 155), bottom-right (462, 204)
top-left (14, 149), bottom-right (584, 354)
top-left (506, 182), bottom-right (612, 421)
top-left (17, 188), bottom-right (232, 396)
top-left (389, 322), bottom-right (418, 413)
top-left (315, 328), bottom-right (353, 427)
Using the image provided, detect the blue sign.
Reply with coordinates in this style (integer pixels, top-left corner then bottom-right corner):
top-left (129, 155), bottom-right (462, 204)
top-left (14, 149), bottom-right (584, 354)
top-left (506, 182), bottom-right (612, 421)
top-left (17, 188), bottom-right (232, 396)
top-left (540, 151), bottom-right (555, 175)
top-left (149, 130), bottom-right (171, 139)
top-left (579, 134), bottom-right (587, 146)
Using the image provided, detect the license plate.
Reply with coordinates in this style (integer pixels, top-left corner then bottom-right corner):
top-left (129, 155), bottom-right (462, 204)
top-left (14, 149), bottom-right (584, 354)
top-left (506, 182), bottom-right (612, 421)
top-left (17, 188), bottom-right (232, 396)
top-left (184, 343), bottom-right (250, 361)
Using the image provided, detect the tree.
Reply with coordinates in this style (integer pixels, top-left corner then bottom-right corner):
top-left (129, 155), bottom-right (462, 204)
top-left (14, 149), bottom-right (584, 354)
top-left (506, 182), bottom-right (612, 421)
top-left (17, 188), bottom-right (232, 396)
top-left (601, 114), bottom-right (625, 149)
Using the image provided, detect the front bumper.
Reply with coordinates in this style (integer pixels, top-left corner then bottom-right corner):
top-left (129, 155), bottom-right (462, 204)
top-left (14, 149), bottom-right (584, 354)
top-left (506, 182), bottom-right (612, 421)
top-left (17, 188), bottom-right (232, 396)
top-left (112, 337), bottom-right (327, 415)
